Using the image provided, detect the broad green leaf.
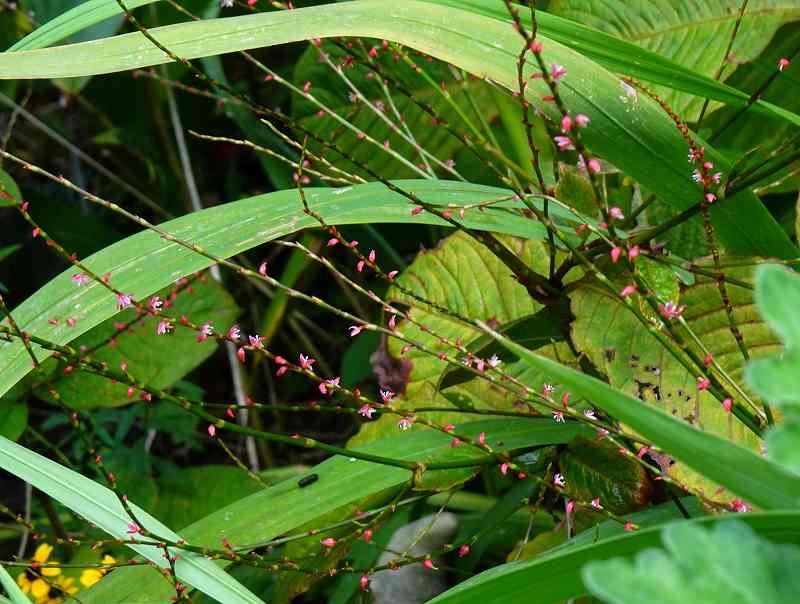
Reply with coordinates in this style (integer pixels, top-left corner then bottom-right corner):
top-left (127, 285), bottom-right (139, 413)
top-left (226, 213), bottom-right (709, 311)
top-left (80, 418), bottom-right (592, 602)
top-left (559, 436), bottom-right (655, 515)
top-left (428, 512), bottom-right (800, 604)
top-left (548, 0), bottom-right (800, 119)
top-left (1, 1), bottom-right (795, 260)
top-left (570, 260), bottom-right (779, 498)
top-left (0, 180), bottom-right (543, 400)
top-left (350, 231), bottom-right (551, 445)
top-left (0, 435), bottom-right (265, 604)
top-left (480, 325), bottom-right (800, 509)
top-left (745, 264), bottom-right (800, 474)
top-left (583, 520), bottom-right (800, 604)
top-left (37, 276), bottom-right (239, 409)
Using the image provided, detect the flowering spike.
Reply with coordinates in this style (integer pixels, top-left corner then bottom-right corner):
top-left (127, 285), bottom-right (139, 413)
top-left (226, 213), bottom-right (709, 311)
top-left (550, 63), bottom-right (567, 79)
top-left (553, 135), bottom-right (573, 151)
top-left (71, 273), bottom-right (89, 286)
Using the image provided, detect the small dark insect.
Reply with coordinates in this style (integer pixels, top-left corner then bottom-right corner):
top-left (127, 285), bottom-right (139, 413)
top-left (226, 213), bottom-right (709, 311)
top-left (604, 348), bottom-right (616, 362)
top-left (298, 474), bottom-right (319, 488)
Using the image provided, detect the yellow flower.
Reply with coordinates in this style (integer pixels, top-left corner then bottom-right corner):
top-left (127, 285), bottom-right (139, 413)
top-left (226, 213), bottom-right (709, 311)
top-left (79, 569), bottom-right (102, 587)
top-left (16, 543), bottom-right (69, 604)
top-left (79, 553), bottom-right (116, 587)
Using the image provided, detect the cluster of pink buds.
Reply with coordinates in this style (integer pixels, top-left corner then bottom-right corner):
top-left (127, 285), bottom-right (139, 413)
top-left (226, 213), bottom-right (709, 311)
top-left (658, 301), bottom-right (686, 320)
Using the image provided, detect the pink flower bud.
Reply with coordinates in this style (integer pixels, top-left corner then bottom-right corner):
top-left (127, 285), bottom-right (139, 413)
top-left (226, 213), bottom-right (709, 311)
top-left (778, 57), bottom-right (791, 71)
top-left (359, 575), bottom-right (370, 591)
top-left (609, 206), bottom-right (624, 220)
top-left (575, 114), bottom-right (590, 127)
top-left (237, 347), bottom-right (246, 363)
top-left (620, 284), bottom-right (636, 298)
top-left (722, 398), bottom-right (733, 412)
top-left (321, 537), bottom-right (336, 548)
top-left (610, 246), bottom-right (623, 263)
top-left (258, 261), bottom-right (267, 276)
top-left (363, 529), bottom-right (373, 543)
top-left (588, 158), bottom-right (601, 173)
top-left (628, 245), bottom-right (640, 260)
top-left (529, 40), bottom-right (543, 53)
top-left (458, 544), bottom-right (470, 557)
top-left (697, 377), bottom-right (711, 390)
top-left (207, 424), bottom-right (216, 437)
top-left (411, 206), bottom-right (424, 216)
top-left (561, 115), bottom-right (572, 133)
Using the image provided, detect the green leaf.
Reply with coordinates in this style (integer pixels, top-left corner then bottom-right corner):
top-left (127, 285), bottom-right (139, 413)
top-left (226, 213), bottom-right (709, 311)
top-left (427, 512), bottom-right (800, 604)
top-left (0, 398), bottom-right (27, 441)
top-left (707, 22), bottom-right (800, 195)
top-left (570, 261), bottom-right (779, 497)
top-left (2, 1), bottom-right (795, 260)
top-left (80, 418), bottom-right (591, 602)
top-left (0, 244), bottom-right (21, 263)
top-left (0, 180), bottom-right (543, 400)
top-left (547, 0), bottom-right (800, 119)
top-left (16, 0), bottom-right (800, 130)
top-left (0, 563), bottom-right (29, 604)
top-left (0, 167), bottom-right (21, 206)
top-left (150, 465), bottom-right (303, 530)
top-left (0, 435), bottom-right (265, 604)
top-left (583, 520), bottom-right (800, 604)
top-left (744, 264), bottom-right (800, 474)
top-left (479, 324), bottom-right (800, 509)
top-left (350, 231), bottom-right (550, 445)
top-left (559, 436), bottom-right (655, 515)
top-left (38, 276), bottom-right (239, 409)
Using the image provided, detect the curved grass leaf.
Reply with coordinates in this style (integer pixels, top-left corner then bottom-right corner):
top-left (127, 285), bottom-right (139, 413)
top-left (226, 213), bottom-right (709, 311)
top-left (79, 418), bottom-right (591, 602)
top-left (12, 0), bottom-right (800, 131)
top-left (429, 0), bottom-right (800, 126)
top-left (547, 0), bottom-right (800, 119)
top-left (0, 435), bottom-right (264, 604)
top-left (479, 324), bottom-right (800, 509)
top-left (428, 512), bottom-right (800, 604)
top-left (0, 180), bottom-right (541, 400)
top-left (0, 563), bottom-right (29, 604)
top-left (1, 1), bottom-right (793, 262)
